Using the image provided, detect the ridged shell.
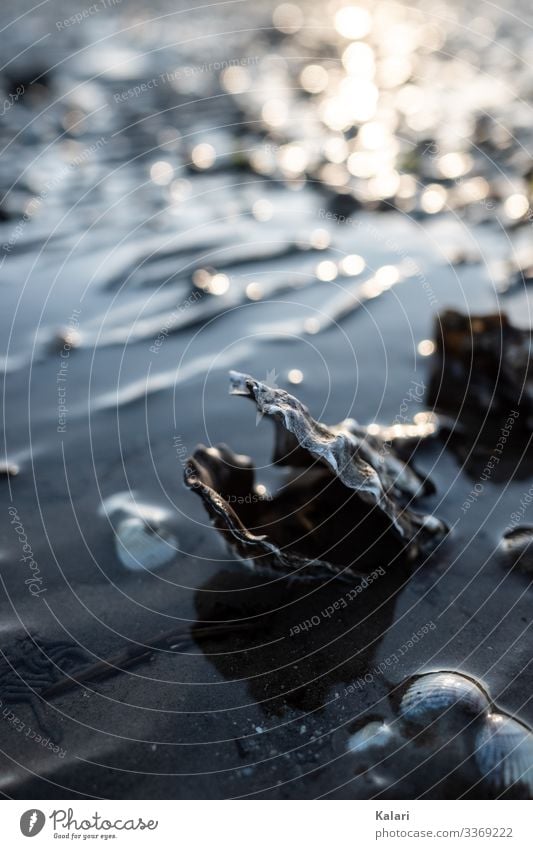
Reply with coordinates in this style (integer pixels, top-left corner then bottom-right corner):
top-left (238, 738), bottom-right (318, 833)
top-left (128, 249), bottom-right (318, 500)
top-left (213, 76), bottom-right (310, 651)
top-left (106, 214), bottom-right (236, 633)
top-left (399, 672), bottom-right (490, 737)
top-left (475, 713), bottom-right (533, 796)
top-left (115, 517), bottom-right (178, 571)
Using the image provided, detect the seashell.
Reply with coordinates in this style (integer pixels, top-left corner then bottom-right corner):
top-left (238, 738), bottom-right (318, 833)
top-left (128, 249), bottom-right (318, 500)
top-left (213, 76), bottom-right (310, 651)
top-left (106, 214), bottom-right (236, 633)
top-left (184, 372), bottom-right (446, 579)
top-left (347, 721), bottom-right (395, 755)
top-left (399, 672), bottom-right (490, 738)
top-left (500, 526), bottom-right (533, 573)
top-left (474, 713), bottom-right (533, 796)
top-left (49, 326), bottom-right (81, 353)
top-left (114, 516), bottom-right (178, 571)
top-left (0, 462), bottom-right (19, 477)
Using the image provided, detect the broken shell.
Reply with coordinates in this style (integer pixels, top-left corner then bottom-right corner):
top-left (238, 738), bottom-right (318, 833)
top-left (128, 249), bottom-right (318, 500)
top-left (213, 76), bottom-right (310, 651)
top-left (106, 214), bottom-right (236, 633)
top-left (184, 372), bottom-right (446, 579)
top-left (399, 672), bottom-right (490, 738)
top-left (347, 721), bottom-right (395, 754)
top-left (115, 516), bottom-right (178, 571)
top-left (474, 713), bottom-right (533, 797)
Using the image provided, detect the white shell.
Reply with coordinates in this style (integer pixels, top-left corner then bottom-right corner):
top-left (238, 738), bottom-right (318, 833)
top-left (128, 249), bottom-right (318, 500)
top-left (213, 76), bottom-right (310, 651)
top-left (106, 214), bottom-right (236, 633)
top-left (399, 672), bottom-right (490, 736)
top-left (475, 713), bottom-right (533, 795)
top-left (115, 517), bottom-right (178, 571)
top-left (347, 721), bottom-right (395, 754)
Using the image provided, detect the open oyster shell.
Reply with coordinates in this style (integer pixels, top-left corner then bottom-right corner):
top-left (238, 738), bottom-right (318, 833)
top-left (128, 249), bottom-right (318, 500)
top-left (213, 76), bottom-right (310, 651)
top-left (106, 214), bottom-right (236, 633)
top-left (184, 372), bottom-right (446, 579)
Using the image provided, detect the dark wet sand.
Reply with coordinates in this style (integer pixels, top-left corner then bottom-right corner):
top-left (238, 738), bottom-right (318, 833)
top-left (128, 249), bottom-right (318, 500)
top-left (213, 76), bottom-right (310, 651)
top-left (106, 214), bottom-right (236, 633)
top-left (0, 0), bottom-right (532, 798)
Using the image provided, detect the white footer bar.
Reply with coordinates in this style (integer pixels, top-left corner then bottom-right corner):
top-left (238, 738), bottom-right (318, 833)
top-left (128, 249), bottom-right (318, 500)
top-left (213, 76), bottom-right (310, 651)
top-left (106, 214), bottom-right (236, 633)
top-left (2, 799), bottom-right (532, 848)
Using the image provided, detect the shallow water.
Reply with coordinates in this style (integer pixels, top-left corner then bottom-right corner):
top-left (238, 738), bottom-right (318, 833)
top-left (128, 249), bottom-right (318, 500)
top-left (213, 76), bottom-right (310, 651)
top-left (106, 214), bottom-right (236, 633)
top-left (0, 0), bottom-right (533, 798)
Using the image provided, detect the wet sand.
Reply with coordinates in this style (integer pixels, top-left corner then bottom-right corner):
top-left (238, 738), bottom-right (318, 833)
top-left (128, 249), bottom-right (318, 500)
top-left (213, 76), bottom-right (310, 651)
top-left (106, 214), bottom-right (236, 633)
top-left (0, 0), bottom-right (532, 798)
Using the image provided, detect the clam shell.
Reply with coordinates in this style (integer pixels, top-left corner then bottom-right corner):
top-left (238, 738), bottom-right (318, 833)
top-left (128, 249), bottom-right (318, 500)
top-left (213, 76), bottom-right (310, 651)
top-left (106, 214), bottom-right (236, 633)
top-left (115, 517), bottom-right (178, 571)
top-left (399, 672), bottom-right (490, 737)
top-left (474, 713), bottom-right (533, 796)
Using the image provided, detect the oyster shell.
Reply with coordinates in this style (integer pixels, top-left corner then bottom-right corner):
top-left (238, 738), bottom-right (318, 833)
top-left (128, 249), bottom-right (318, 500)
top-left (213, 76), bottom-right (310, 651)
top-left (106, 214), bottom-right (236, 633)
top-left (184, 372), bottom-right (446, 578)
top-left (428, 309), bottom-right (530, 427)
